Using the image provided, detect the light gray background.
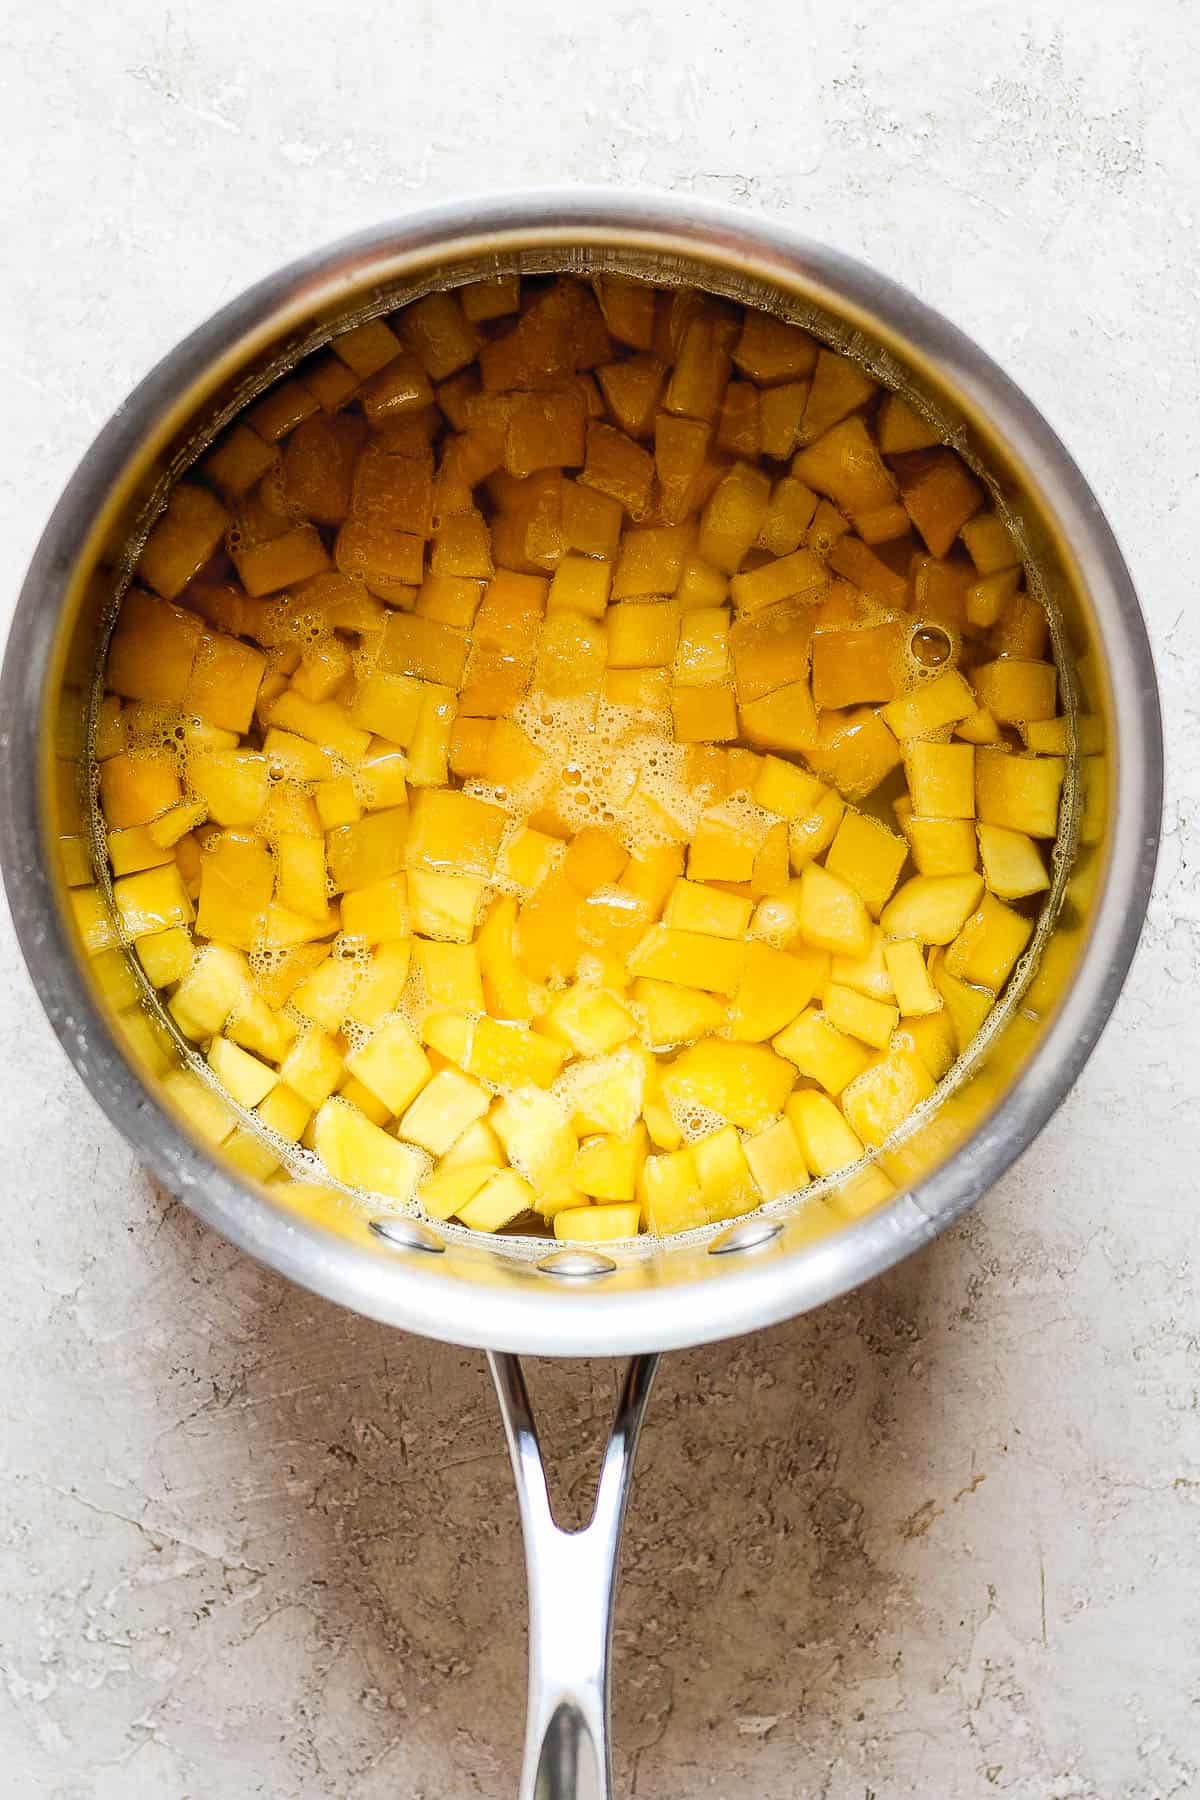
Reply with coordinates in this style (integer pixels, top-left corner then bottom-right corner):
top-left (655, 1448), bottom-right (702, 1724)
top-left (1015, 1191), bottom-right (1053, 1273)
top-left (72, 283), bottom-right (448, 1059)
top-left (2, 3), bottom-right (1197, 1795)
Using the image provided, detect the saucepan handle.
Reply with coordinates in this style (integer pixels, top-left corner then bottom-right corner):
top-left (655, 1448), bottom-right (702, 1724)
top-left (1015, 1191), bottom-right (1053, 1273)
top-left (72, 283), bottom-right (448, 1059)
top-left (488, 1351), bottom-right (660, 1800)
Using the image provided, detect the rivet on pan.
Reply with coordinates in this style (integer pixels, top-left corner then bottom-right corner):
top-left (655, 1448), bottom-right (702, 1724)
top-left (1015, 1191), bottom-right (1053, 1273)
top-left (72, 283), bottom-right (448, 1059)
top-left (370, 1216), bottom-right (447, 1254)
top-left (536, 1248), bottom-right (618, 1279)
top-left (708, 1215), bottom-right (784, 1256)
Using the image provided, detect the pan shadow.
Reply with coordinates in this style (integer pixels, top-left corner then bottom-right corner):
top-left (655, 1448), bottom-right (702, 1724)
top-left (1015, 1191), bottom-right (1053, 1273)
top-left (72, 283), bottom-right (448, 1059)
top-left (136, 1175), bottom-right (990, 1799)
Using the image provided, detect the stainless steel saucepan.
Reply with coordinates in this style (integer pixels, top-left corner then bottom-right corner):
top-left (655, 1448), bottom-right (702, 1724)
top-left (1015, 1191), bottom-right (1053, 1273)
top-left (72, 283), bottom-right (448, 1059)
top-left (0, 192), bottom-right (1162, 1799)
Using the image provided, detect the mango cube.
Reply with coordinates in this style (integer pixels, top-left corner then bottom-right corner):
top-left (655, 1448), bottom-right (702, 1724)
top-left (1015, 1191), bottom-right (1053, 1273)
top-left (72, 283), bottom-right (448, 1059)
top-left (977, 824), bottom-right (1049, 900)
top-left (661, 1038), bottom-right (794, 1131)
top-left (398, 1068), bottom-right (490, 1156)
top-left (638, 1147), bottom-right (705, 1234)
top-left (313, 1098), bottom-right (425, 1202)
top-left (944, 893), bottom-right (1033, 992)
top-left (795, 863), bottom-right (873, 959)
top-left (975, 749), bottom-right (1065, 838)
top-left (824, 811), bottom-right (908, 917)
top-left (880, 873), bottom-right (984, 945)
top-left (841, 1049), bottom-right (936, 1149)
top-left (785, 1089), bottom-right (862, 1177)
top-left (773, 1007), bottom-right (873, 1094)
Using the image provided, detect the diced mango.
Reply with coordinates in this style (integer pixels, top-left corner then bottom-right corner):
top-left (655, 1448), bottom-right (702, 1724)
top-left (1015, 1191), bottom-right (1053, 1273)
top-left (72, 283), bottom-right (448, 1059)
top-left (638, 1147), bottom-right (705, 1234)
top-left (728, 940), bottom-right (822, 1042)
top-left (313, 1098), bottom-right (425, 1202)
top-left (795, 863), bottom-right (873, 959)
top-left (975, 749), bottom-right (1065, 838)
top-left (977, 824), bottom-right (1049, 900)
top-left (823, 982), bottom-right (899, 1050)
top-left (882, 938), bottom-right (941, 1016)
top-left (785, 1089), bottom-right (863, 1177)
top-left (880, 873), bottom-right (984, 945)
top-left (774, 1007), bottom-right (873, 1094)
top-left (824, 811), bottom-right (908, 917)
top-left (944, 892), bottom-right (1033, 992)
top-left (841, 1049), bottom-right (936, 1149)
top-left (345, 1018), bottom-right (431, 1113)
top-left (661, 1038), bottom-right (794, 1131)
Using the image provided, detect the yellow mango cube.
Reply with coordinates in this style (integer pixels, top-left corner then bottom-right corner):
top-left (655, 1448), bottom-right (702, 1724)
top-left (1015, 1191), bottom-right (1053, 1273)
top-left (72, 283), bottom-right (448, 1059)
top-left (280, 1029), bottom-right (345, 1107)
top-left (841, 1049), bottom-right (936, 1149)
top-left (275, 833), bottom-right (328, 920)
top-left (112, 863), bottom-right (194, 939)
top-left (99, 750), bottom-right (181, 829)
top-left (693, 1125), bottom-right (758, 1222)
top-left (823, 982), bottom-right (899, 1050)
top-left (346, 940), bottom-right (413, 1027)
top-left (405, 788), bottom-right (506, 878)
top-left (107, 590), bottom-right (204, 705)
top-left (137, 485), bottom-right (229, 601)
top-left (632, 977), bottom-right (727, 1048)
top-left (880, 873), bottom-right (984, 945)
top-left (795, 863), bottom-right (873, 959)
top-left (743, 1114), bottom-right (810, 1200)
top-left (571, 1125), bottom-right (648, 1202)
top-left (728, 940), bottom-right (823, 1042)
top-left (975, 749), bottom-right (1065, 838)
top-left (751, 755), bottom-right (824, 821)
top-left (798, 350), bottom-right (877, 444)
top-left (469, 1017), bottom-right (566, 1090)
top-left (824, 811), bottom-right (908, 917)
top-left (698, 462), bottom-right (772, 574)
top-left (876, 392), bottom-right (941, 455)
top-left (662, 1038), bottom-right (794, 1131)
top-left (898, 811), bottom-right (979, 877)
top-left (195, 830), bottom-right (275, 950)
top-left (291, 956), bottom-right (363, 1033)
top-left (554, 1204), bottom-right (641, 1243)
top-left (314, 778), bottom-right (363, 831)
top-left (904, 741), bottom-right (975, 820)
top-left (161, 1070), bottom-right (237, 1147)
top-left (345, 1018), bottom-right (432, 1113)
top-left (630, 926), bottom-right (745, 995)
top-left (944, 893), bottom-right (1033, 992)
top-left (341, 872), bottom-right (409, 947)
top-left (326, 807), bottom-right (408, 892)
top-left (349, 671), bottom-right (424, 745)
top-left (788, 790), bottom-right (846, 868)
top-left (785, 1089), bottom-right (863, 1177)
top-left (227, 991), bottom-right (296, 1063)
top-left (670, 685), bottom-right (738, 743)
top-left (498, 826), bottom-right (561, 893)
top-left (136, 925), bottom-right (194, 988)
top-left (977, 824), bottom-right (1049, 900)
top-left (606, 601), bottom-right (680, 668)
top-left (313, 1098), bottom-right (425, 1202)
top-left (542, 984), bottom-right (634, 1057)
top-left (491, 1089), bottom-right (577, 1188)
top-left (773, 1007), bottom-right (872, 1094)
top-left (168, 943), bottom-right (252, 1038)
top-left (207, 1035), bottom-right (278, 1108)
top-left (255, 1083), bottom-right (313, 1145)
top-left (413, 938), bottom-right (484, 1011)
top-left (896, 1011), bottom-right (958, 1082)
top-left (398, 1067), bottom-right (490, 1156)
top-left (269, 690), bottom-right (371, 764)
top-left (971, 656), bottom-right (1057, 724)
top-left (408, 870), bottom-right (485, 943)
top-left (638, 1147), bottom-right (705, 1234)
top-left (879, 670), bottom-right (976, 740)
top-left (457, 1170), bottom-right (537, 1232)
top-left (932, 964), bottom-right (993, 1053)
top-left (664, 879), bottom-right (752, 940)
top-left (882, 938), bottom-right (941, 1016)
top-left (108, 825), bottom-right (173, 876)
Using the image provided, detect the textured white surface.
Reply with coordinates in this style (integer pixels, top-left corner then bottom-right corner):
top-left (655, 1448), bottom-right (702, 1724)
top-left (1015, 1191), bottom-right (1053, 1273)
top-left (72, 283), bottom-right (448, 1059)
top-left (1, 3), bottom-right (1198, 1795)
